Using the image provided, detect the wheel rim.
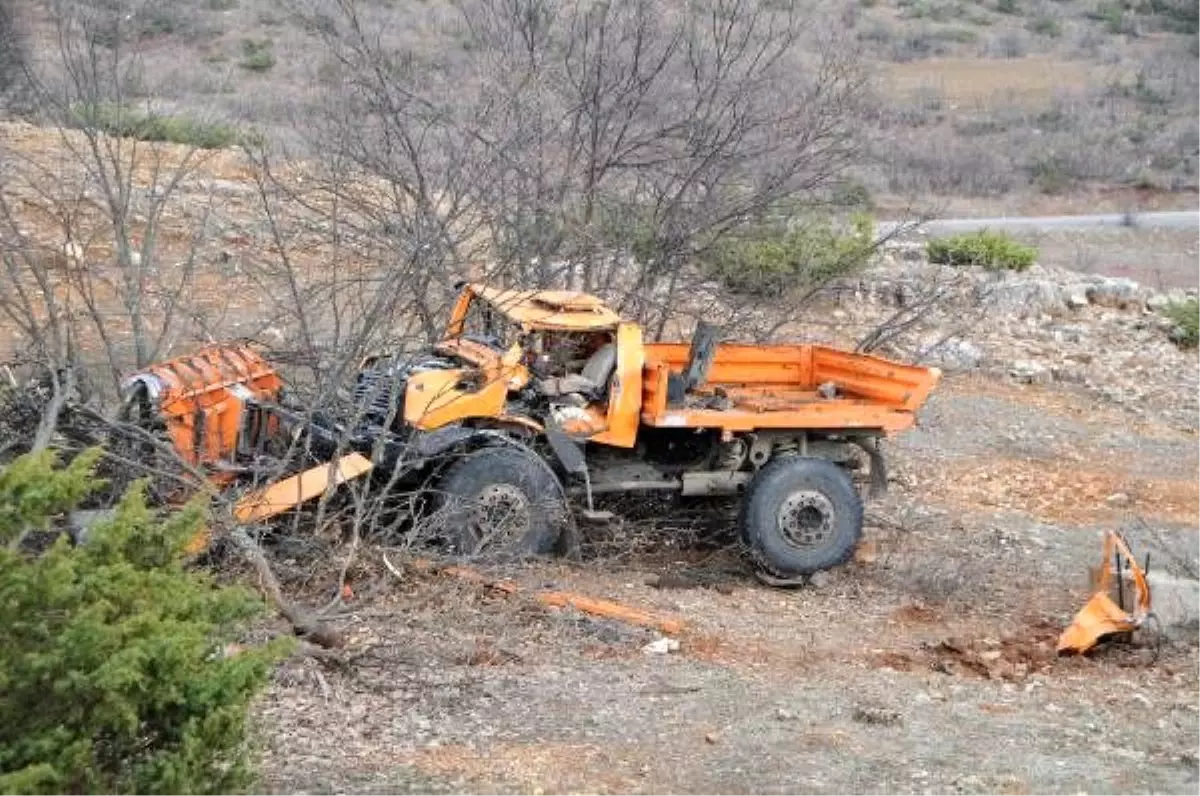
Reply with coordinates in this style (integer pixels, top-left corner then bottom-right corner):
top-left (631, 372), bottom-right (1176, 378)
top-left (777, 491), bottom-right (836, 549)
top-left (468, 483), bottom-right (532, 551)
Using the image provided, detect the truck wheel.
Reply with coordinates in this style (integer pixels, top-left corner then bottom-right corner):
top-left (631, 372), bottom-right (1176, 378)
top-left (439, 446), bottom-right (566, 559)
top-left (739, 456), bottom-right (863, 579)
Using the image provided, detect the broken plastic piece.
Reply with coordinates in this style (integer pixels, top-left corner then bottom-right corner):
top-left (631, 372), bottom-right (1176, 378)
top-left (1057, 531), bottom-right (1153, 655)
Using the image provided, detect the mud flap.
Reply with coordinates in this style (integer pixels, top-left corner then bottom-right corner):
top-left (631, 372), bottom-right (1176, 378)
top-left (851, 437), bottom-right (888, 498)
top-left (545, 422), bottom-right (587, 476)
top-left (544, 422), bottom-right (613, 523)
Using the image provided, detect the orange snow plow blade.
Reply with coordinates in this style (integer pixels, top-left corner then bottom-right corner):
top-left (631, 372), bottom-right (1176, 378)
top-left (233, 453), bottom-right (374, 523)
top-left (1057, 531), bottom-right (1153, 655)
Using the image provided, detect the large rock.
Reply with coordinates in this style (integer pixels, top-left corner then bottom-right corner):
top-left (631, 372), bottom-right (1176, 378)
top-left (1086, 277), bottom-right (1142, 309)
top-left (1146, 571), bottom-right (1199, 633)
top-left (1009, 359), bottom-right (1052, 384)
top-left (1065, 286), bottom-right (1090, 310)
top-left (983, 278), bottom-right (1068, 319)
top-left (919, 337), bottom-right (984, 372)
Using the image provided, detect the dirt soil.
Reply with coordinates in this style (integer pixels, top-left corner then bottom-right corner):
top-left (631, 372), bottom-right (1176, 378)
top-left (253, 373), bottom-right (1200, 795)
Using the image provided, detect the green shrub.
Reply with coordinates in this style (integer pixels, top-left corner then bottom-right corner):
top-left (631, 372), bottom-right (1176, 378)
top-left (926, 229), bottom-right (1037, 271)
top-left (857, 21), bottom-right (894, 44)
top-left (703, 213), bottom-right (876, 296)
top-left (0, 449), bottom-right (286, 794)
top-left (1027, 154), bottom-right (1074, 194)
top-left (239, 38), bottom-right (276, 71)
top-left (995, 0), bottom-right (1021, 14)
top-left (890, 30), bottom-right (944, 60)
top-left (831, 179), bottom-right (874, 209)
top-left (136, 8), bottom-right (183, 38)
top-left (1088, 2), bottom-right (1138, 35)
top-left (1033, 107), bottom-right (1075, 132)
top-left (1145, 0), bottom-right (1199, 34)
top-left (932, 26), bottom-right (980, 43)
top-left (901, 1), bottom-right (955, 21)
top-left (70, 102), bottom-right (241, 149)
top-left (1027, 15), bottom-right (1063, 36)
top-left (1164, 298), bottom-right (1199, 348)
top-left (1, 0), bottom-right (25, 95)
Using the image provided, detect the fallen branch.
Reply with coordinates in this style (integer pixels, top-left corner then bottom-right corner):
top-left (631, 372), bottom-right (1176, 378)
top-left (404, 558), bottom-right (685, 635)
top-left (230, 526), bottom-right (345, 648)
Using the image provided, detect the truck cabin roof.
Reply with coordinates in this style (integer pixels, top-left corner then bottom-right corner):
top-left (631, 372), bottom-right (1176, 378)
top-left (464, 283), bottom-right (624, 332)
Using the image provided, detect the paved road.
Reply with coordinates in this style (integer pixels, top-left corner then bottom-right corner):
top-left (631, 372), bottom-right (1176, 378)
top-left (878, 210), bottom-right (1199, 237)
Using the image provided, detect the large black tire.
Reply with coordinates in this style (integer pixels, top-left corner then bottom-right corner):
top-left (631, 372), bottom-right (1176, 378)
top-left (739, 456), bottom-right (863, 578)
top-left (439, 446), bottom-right (566, 559)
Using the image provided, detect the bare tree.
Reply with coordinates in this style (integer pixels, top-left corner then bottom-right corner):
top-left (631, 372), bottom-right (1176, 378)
top-left (0, 0), bottom-right (25, 102)
top-left (0, 2), bottom-right (229, 434)
top-left (288, 0), bottom-right (868, 339)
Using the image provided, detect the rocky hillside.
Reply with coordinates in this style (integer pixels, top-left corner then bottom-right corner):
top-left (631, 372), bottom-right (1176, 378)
top-left (857, 241), bottom-right (1199, 429)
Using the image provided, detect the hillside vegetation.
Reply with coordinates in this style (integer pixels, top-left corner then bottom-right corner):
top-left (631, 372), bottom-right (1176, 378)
top-left (3, 0), bottom-right (1196, 214)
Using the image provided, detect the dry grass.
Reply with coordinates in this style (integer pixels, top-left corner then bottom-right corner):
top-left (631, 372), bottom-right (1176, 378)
top-left (8, 0), bottom-right (1197, 208)
top-left (1016, 227), bottom-right (1200, 289)
top-left (873, 185), bottom-right (1199, 218)
top-left (883, 55), bottom-right (1094, 104)
top-left (855, 0), bottom-right (1199, 200)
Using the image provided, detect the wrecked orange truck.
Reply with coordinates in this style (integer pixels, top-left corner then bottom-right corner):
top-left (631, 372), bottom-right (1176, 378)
top-left (121, 283), bottom-right (940, 580)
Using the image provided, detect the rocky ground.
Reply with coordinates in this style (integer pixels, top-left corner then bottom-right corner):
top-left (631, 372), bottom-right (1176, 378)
top-left (252, 257), bottom-right (1200, 794)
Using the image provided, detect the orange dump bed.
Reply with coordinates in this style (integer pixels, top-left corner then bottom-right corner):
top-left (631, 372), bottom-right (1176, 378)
top-left (640, 343), bottom-right (940, 434)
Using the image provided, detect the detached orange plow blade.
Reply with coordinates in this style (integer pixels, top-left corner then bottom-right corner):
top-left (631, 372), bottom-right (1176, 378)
top-left (1058, 531), bottom-right (1154, 655)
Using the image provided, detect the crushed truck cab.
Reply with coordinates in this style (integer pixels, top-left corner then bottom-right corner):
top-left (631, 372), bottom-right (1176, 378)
top-left (124, 282), bottom-right (940, 580)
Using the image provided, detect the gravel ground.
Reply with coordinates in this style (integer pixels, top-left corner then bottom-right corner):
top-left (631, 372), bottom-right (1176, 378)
top-left (254, 373), bottom-right (1200, 794)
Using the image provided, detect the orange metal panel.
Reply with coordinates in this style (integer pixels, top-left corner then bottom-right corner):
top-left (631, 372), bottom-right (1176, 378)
top-left (640, 405), bottom-right (918, 433)
top-left (404, 368), bottom-right (510, 430)
top-left (644, 343), bottom-right (807, 387)
top-left (589, 322), bottom-right (643, 448)
top-left (641, 361), bottom-right (670, 421)
top-left (434, 337), bottom-right (504, 369)
top-left (800, 345), bottom-right (814, 389)
top-left (811, 347), bottom-right (940, 411)
top-left (444, 288), bottom-right (474, 338)
top-left (233, 453), bottom-right (374, 523)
